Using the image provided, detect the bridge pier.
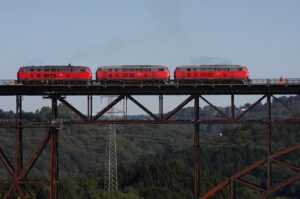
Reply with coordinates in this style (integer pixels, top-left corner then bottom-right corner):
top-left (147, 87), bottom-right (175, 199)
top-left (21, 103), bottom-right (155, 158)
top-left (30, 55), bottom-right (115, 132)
top-left (87, 95), bottom-right (93, 119)
top-left (159, 95), bottom-right (163, 119)
top-left (194, 95), bottom-right (200, 199)
top-left (266, 95), bottom-right (272, 194)
top-left (50, 96), bottom-right (59, 199)
top-left (14, 95), bottom-right (25, 198)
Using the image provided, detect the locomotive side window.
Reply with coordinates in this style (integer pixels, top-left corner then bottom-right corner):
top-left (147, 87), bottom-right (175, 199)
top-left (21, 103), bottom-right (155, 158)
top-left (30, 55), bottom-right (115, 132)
top-left (80, 69), bottom-right (85, 72)
top-left (159, 68), bottom-right (164, 71)
top-left (37, 68), bottom-right (41, 72)
top-left (187, 68), bottom-right (191, 71)
top-left (30, 69), bottom-right (34, 72)
top-left (45, 69), bottom-right (49, 72)
top-left (51, 69), bottom-right (56, 72)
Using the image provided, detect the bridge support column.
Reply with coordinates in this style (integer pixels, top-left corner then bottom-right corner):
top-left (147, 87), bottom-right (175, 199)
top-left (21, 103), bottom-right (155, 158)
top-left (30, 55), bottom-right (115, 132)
top-left (14, 95), bottom-right (24, 198)
top-left (194, 95), bottom-right (200, 199)
top-left (159, 95), bottom-right (163, 119)
top-left (87, 95), bottom-right (93, 119)
top-left (231, 94), bottom-right (235, 120)
top-left (230, 179), bottom-right (236, 199)
top-left (266, 95), bottom-right (272, 192)
top-left (50, 96), bottom-right (59, 199)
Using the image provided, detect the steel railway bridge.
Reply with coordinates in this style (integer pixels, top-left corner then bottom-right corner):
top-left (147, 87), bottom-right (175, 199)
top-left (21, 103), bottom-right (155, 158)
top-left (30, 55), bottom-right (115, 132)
top-left (0, 79), bottom-right (300, 198)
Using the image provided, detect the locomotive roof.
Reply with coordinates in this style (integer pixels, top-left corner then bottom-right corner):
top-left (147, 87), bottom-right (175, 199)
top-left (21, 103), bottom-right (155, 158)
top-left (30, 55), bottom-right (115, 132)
top-left (176, 65), bottom-right (247, 69)
top-left (21, 65), bottom-right (90, 69)
top-left (100, 65), bottom-right (168, 68)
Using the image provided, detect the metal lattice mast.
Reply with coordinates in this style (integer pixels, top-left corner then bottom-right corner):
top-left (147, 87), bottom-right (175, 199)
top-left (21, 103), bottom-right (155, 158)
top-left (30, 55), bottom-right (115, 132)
top-left (104, 96), bottom-right (118, 191)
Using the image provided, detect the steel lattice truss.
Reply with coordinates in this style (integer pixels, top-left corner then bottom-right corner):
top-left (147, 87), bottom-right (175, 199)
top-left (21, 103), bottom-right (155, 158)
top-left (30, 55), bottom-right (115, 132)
top-left (0, 82), bottom-right (299, 198)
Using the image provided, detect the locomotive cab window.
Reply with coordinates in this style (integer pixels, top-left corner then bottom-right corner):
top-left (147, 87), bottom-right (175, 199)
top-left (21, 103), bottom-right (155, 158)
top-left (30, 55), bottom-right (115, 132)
top-left (80, 69), bottom-right (86, 72)
top-left (159, 68), bottom-right (164, 71)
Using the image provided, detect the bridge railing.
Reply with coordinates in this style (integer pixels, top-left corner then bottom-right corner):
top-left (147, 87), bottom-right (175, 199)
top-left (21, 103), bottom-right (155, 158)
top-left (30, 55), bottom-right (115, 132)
top-left (250, 78), bottom-right (300, 85)
top-left (0, 80), bottom-right (18, 85)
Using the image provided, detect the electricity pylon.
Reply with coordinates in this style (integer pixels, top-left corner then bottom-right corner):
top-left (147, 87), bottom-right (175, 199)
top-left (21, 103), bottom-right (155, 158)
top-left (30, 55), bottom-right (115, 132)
top-left (104, 96), bottom-right (118, 191)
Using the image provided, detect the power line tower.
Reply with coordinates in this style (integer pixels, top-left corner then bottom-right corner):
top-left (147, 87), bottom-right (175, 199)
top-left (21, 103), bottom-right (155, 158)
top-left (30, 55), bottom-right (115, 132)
top-left (104, 96), bottom-right (118, 191)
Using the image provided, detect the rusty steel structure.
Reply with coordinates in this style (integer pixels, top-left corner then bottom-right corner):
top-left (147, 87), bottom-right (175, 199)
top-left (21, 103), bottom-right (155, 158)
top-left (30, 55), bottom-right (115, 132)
top-left (0, 80), bottom-right (299, 198)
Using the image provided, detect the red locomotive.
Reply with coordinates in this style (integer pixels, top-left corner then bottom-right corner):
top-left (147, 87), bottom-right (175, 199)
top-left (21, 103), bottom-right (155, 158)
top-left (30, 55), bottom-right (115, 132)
top-left (17, 65), bottom-right (92, 83)
top-left (96, 65), bottom-right (170, 81)
top-left (16, 64), bottom-right (250, 84)
top-left (174, 65), bottom-right (249, 81)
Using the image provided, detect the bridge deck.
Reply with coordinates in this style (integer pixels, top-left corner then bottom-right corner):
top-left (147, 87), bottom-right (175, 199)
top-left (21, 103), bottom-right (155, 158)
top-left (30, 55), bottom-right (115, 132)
top-left (0, 79), bottom-right (299, 95)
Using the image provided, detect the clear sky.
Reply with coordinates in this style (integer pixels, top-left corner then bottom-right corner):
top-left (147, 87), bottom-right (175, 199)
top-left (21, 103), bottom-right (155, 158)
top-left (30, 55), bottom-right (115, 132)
top-left (0, 0), bottom-right (300, 113)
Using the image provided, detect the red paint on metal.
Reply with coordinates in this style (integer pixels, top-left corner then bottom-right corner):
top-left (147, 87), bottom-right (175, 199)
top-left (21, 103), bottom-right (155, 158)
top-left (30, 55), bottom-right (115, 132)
top-left (96, 65), bottom-right (170, 80)
top-left (174, 65), bottom-right (249, 80)
top-left (200, 144), bottom-right (300, 199)
top-left (17, 66), bottom-right (92, 81)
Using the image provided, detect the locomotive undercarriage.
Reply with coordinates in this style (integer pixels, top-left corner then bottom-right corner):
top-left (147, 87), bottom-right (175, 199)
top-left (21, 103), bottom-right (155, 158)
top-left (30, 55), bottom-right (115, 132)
top-left (177, 78), bottom-right (249, 85)
top-left (18, 78), bottom-right (249, 86)
top-left (97, 79), bottom-right (169, 85)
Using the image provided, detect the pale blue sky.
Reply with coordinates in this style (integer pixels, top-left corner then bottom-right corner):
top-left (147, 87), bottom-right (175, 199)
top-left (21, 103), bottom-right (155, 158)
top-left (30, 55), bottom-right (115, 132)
top-left (0, 0), bottom-right (299, 113)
